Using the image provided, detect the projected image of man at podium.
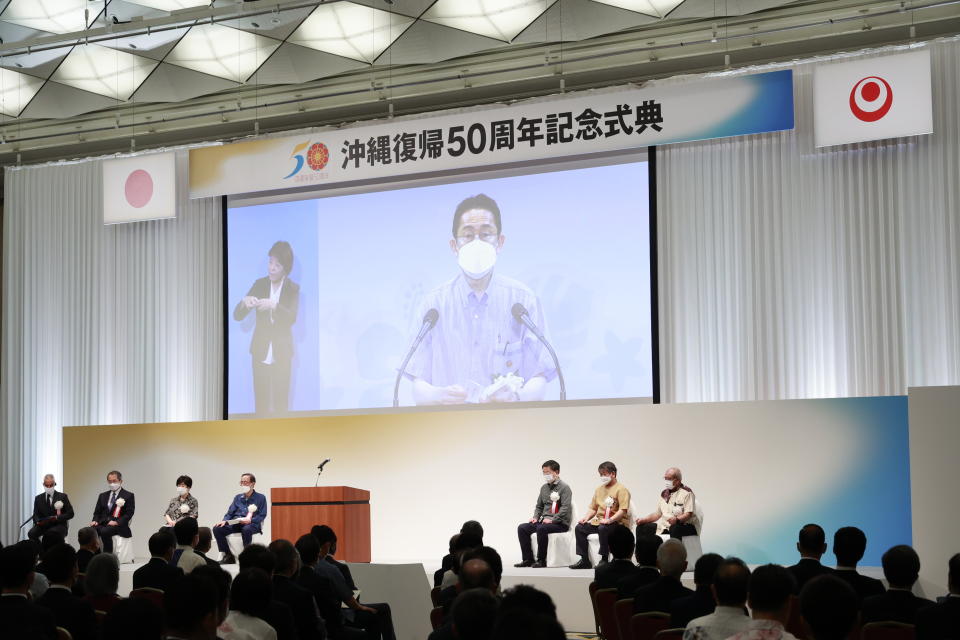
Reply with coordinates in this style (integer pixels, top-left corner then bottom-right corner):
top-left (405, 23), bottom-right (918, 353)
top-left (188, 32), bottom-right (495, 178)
top-left (403, 194), bottom-right (557, 405)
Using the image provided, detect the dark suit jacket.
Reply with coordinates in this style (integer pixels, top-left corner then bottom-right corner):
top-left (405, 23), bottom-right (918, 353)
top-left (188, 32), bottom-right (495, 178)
top-left (617, 566), bottom-right (660, 599)
top-left (32, 491), bottom-right (75, 531)
top-left (916, 597), bottom-right (960, 640)
top-left (76, 548), bottom-right (97, 573)
top-left (327, 556), bottom-right (357, 592)
top-left (862, 589), bottom-right (935, 625)
top-left (132, 557), bottom-right (184, 592)
top-left (595, 559), bottom-right (640, 590)
top-left (35, 585), bottom-right (98, 640)
top-left (264, 600), bottom-right (300, 640)
top-left (298, 566), bottom-right (344, 632)
top-left (195, 549), bottom-right (221, 568)
top-left (669, 586), bottom-right (716, 628)
top-left (787, 558), bottom-right (834, 592)
top-left (274, 574), bottom-right (324, 640)
top-left (834, 568), bottom-right (886, 602)
top-left (0, 593), bottom-right (57, 640)
top-left (91, 488), bottom-right (136, 534)
top-left (234, 276), bottom-right (300, 362)
top-left (633, 576), bottom-right (694, 614)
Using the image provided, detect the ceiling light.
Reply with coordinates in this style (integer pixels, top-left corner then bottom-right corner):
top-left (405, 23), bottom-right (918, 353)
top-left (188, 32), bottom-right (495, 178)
top-left (421, 0), bottom-right (558, 42)
top-left (51, 44), bottom-right (158, 100)
top-left (122, 0), bottom-right (211, 10)
top-left (288, 2), bottom-right (414, 64)
top-left (587, 0), bottom-right (685, 18)
top-left (165, 23), bottom-right (281, 83)
top-left (0, 68), bottom-right (44, 117)
top-left (1, 0), bottom-right (105, 34)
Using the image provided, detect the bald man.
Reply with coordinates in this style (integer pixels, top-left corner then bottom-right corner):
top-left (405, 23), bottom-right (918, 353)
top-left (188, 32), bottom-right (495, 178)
top-left (28, 474), bottom-right (74, 542)
top-left (635, 467), bottom-right (699, 539)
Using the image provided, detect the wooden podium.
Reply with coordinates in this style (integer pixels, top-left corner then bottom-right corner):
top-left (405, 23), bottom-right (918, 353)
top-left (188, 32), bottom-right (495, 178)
top-left (270, 487), bottom-right (371, 562)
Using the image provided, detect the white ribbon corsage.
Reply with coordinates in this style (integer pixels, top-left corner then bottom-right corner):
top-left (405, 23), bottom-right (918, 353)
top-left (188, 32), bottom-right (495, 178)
top-left (180, 504), bottom-right (190, 514)
top-left (604, 496), bottom-right (615, 507)
top-left (549, 491), bottom-right (560, 502)
top-left (115, 498), bottom-right (126, 507)
top-left (53, 500), bottom-right (64, 510)
top-left (247, 504), bottom-right (258, 513)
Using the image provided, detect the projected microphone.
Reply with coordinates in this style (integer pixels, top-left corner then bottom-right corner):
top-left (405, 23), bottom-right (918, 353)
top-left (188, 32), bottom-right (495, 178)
top-left (512, 303), bottom-right (566, 401)
top-left (393, 309), bottom-right (439, 408)
top-left (315, 458), bottom-right (332, 486)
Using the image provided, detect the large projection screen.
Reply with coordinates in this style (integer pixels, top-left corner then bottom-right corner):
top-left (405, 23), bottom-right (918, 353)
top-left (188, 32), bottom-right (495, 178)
top-left (226, 155), bottom-right (654, 418)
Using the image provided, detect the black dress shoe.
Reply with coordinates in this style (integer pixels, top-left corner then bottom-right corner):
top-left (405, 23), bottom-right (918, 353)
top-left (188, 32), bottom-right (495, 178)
top-left (531, 561), bottom-right (546, 568)
top-left (514, 560), bottom-right (534, 568)
top-left (568, 558), bottom-right (592, 569)
top-left (219, 553), bottom-right (236, 565)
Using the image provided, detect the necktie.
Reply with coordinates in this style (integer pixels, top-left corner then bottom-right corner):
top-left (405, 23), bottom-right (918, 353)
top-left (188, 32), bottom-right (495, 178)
top-left (108, 492), bottom-right (115, 510)
top-left (48, 494), bottom-right (52, 508)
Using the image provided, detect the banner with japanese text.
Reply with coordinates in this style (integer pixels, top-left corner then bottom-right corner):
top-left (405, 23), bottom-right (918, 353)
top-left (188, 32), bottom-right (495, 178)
top-left (190, 69), bottom-right (793, 198)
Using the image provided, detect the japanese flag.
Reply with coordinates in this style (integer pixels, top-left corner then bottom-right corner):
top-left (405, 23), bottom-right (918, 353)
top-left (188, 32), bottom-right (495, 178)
top-left (814, 49), bottom-right (932, 148)
top-left (103, 151), bottom-right (177, 224)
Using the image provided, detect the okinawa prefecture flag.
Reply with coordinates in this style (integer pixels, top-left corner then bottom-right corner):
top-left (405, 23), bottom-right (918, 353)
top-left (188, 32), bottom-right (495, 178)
top-left (102, 152), bottom-right (176, 223)
top-left (814, 49), bottom-right (932, 147)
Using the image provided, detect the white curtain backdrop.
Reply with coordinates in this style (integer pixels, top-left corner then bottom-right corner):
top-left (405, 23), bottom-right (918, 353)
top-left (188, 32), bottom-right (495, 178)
top-left (657, 37), bottom-right (960, 402)
top-left (1, 152), bottom-right (222, 543)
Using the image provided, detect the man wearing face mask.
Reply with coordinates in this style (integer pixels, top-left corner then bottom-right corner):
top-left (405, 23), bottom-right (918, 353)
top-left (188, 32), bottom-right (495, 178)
top-left (635, 467), bottom-right (699, 539)
top-left (88, 470), bottom-right (136, 554)
top-left (213, 473), bottom-right (267, 564)
top-left (405, 193), bottom-right (556, 405)
top-left (28, 474), bottom-right (74, 542)
top-left (570, 461), bottom-right (631, 570)
top-left (516, 460), bottom-right (573, 568)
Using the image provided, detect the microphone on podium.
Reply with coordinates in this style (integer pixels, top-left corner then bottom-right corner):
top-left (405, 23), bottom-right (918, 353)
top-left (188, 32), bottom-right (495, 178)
top-left (315, 458), bottom-right (332, 486)
top-left (511, 303), bottom-right (566, 401)
top-left (393, 308), bottom-right (439, 407)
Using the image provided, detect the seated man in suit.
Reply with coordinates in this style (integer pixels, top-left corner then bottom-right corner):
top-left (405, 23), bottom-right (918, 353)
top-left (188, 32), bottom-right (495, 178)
top-left (28, 474), bottom-right (74, 542)
top-left (133, 531), bottom-right (183, 592)
top-left (194, 526), bottom-right (221, 567)
top-left (861, 545), bottom-right (934, 625)
top-left (213, 472), bottom-right (267, 564)
top-left (728, 564), bottom-right (799, 640)
top-left (670, 552), bottom-right (723, 628)
top-left (635, 467), bottom-right (700, 540)
top-left (832, 526), bottom-right (885, 602)
top-left (633, 539), bottom-right (693, 614)
top-left (799, 575), bottom-right (860, 640)
top-left (683, 557), bottom-right (752, 640)
top-left (787, 523), bottom-right (834, 592)
top-left (0, 542), bottom-right (57, 640)
top-left (35, 543), bottom-right (97, 640)
top-left (916, 553), bottom-right (960, 640)
top-left (87, 469), bottom-right (135, 554)
top-left (569, 461), bottom-right (631, 570)
top-left (268, 539), bottom-right (326, 640)
top-left (617, 533), bottom-right (662, 598)
top-left (594, 526), bottom-right (637, 589)
top-left (516, 459), bottom-right (573, 569)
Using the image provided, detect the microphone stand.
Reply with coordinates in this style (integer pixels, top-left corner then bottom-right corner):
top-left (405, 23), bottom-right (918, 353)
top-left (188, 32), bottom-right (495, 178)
top-left (532, 332), bottom-right (566, 401)
top-left (19, 515), bottom-right (33, 540)
top-left (393, 312), bottom-right (438, 408)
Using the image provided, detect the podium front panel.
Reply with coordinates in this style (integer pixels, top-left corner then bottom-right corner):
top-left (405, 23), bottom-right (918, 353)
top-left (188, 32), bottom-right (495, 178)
top-left (271, 487), bottom-right (371, 562)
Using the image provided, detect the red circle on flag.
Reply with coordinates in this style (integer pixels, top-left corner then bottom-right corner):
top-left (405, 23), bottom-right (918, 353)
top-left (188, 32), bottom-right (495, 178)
top-left (849, 76), bottom-right (893, 122)
top-left (125, 169), bottom-right (154, 208)
top-left (307, 142), bottom-right (329, 171)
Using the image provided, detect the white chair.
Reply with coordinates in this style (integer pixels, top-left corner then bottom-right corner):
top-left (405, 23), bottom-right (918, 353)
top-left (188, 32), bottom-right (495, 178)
top-left (529, 514), bottom-right (577, 568)
top-left (225, 531), bottom-right (267, 558)
top-left (587, 498), bottom-right (639, 566)
top-left (658, 498), bottom-right (705, 566)
top-left (111, 536), bottom-right (135, 564)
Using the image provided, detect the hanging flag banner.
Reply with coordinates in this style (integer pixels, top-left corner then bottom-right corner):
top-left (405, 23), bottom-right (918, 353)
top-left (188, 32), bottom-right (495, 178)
top-left (103, 151), bottom-right (177, 224)
top-left (814, 49), bottom-right (932, 148)
top-left (189, 69), bottom-right (793, 199)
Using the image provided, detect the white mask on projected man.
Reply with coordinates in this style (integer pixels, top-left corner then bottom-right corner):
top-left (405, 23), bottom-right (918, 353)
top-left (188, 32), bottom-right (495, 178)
top-left (457, 238), bottom-right (497, 279)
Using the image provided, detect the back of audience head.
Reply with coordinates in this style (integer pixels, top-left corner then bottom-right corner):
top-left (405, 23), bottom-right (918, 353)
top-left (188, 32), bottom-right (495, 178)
top-left (950, 553), bottom-right (960, 594)
top-left (798, 523), bottom-right (827, 559)
top-left (196, 526), bottom-right (213, 553)
top-left (452, 588), bottom-right (499, 640)
top-left (0, 542), bottom-right (37, 591)
top-left (164, 572), bottom-right (221, 638)
top-left (492, 609), bottom-right (565, 640)
top-left (748, 564), bottom-right (796, 620)
top-left (608, 526), bottom-right (635, 561)
top-left (296, 534), bottom-right (320, 567)
top-left (462, 545), bottom-right (504, 586)
top-left (713, 557), bottom-right (750, 607)
top-left (833, 527), bottom-right (867, 567)
top-left (800, 575), bottom-right (859, 640)
top-left (77, 526), bottom-right (99, 550)
top-left (41, 530), bottom-right (66, 554)
top-left (448, 534), bottom-right (460, 556)
top-left (193, 564), bottom-right (232, 625)
top-left (85, 552), bottom-right (120, 596)
top-left (881, 544), bottom-right (921, 589)
top-left (102, 597), bottom-right (164, 640)
top-left (174, 516), bottom-right (200, 547)
top-left (268, 539), bottom-right (300, 577)
top-left (635, 534), bottom-right (662, 567)
top-left (41, 543), bottom-right (78, 585)
top-left (693, 552), bottom-right (724, 587)
top-left (461, 520), bottom-right (484, 542)
top-left (499, 584), bottom-right (557, 620)
top-left (148, 530), bottom-right (176, 560)
top-left (459, 558), bottom-right (496, 592)
top-left (231, 568), bottom-right (273, 619)
top-left (238, 543), bottom-right (276, 576)
top-left (311, 524), bottom-right (337, 551)
top-left (657, 539), bottom-right (688, 579)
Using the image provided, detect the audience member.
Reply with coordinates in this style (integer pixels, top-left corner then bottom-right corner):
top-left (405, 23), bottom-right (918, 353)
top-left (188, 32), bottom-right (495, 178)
top-left (195, 526), bottom-right (221, 567)
top-left (861, 544), bottom-right (934, 624)
top-left (296, 533), bottom-right (359, 639)
top-left (799, 575), bottom-right (859, 640)
top-left (787, 524), bottom-right (834, 592)
top-left (683, 557), bottom-right (751, 640)
top-left (832, 526), bottom-right (885, 602)
top-left (439, 531), bottom-right (484, 589)
top-left (192, 564), bottom-right (234, 629)
top-left (491, 609), bottom-right (565, 640)
top-left (26, 538), bottom-right (50, 600)
top-left (82, 551), bottom-right (122, 613)
top-left (221, 568), bottom-right (278, 640)
top-left (76, 526), bottom-right (100, 572)
top-left (0, 541), bottom-right (57, 640)
top-left (435, 534), bottom-right (460, 587)
top-left (450, 588), bottom-right (500, 640)
top-left (728, 564), bottom-right (799, 640)
top-left (269, 538), bottom-right (326, 640)
top-left (35, 543), bottom-right (97, 640)
top-left (632, 538), bottom-right (693, 613)
top-left (570, 461), bottom-right (631, 569)
top-left (174, 516), bottom-right (208, 574)
top-left (499, 584), bottom-right (557, 619)
top-left (915, 553), bottom-right (960, 640)
top-left (670, 552), bottom-right (723, 628)
top-left (594, 526), bottom-right (637, 589)
top-left (101, 596), bottom-right (164, 640)
top-left (164, 571), bottom-right (223, 640)
top-left (133, 530), bottom-right (184, 592)
top-left (617, 534), bottom-right (662, 598)
top-left (238, 544), bottom-right (299, 640)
